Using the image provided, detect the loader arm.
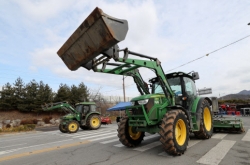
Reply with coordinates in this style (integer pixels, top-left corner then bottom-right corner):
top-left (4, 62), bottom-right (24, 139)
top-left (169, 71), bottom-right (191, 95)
top-left (42, 102), bottom-right (77, 113)
top-left (89, 48), bottom-right (175, 105)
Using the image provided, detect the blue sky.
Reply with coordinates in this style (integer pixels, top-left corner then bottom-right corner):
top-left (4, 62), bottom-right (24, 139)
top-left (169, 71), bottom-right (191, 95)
top-left (0, 0), bottom-right (250, 99)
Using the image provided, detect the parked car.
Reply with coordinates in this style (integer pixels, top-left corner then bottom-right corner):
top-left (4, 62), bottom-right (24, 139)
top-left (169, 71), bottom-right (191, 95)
top-left (101, 114), bottom-right (112, 125)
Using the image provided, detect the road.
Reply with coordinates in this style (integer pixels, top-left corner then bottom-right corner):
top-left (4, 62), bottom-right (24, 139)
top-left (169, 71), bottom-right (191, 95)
top-left (0, 116), bottom-right (250, 165)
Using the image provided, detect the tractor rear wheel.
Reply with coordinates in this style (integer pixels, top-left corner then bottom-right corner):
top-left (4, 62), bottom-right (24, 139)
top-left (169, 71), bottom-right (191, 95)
top-left (86, 114), bottom-right (101, 130)
top-left (194, 99), bottom-right (213, 139)
top-left (159, 110), bottom-right (189, 156)
top-left (59, 124), bottom-right (67, 133)
top-left (66, 120), bottom-right (79, 133)
top-left (117, 116), bottom-right (145, 147)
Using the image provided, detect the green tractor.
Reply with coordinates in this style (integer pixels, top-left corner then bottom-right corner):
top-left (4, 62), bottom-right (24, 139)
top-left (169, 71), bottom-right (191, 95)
top-left (42, 102), bottom-right (101, 133)
top-left (56, 7), bottom-right (244, 155)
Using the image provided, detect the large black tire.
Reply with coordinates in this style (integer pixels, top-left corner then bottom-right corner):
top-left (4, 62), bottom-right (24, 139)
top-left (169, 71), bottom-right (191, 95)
top-left (80, 125), bottom-right (89, 130)
top-left (66, 120), bottom-right (79, 133)
top-left (86, 114), bottom-right (101, 130)
top-left (193, 99), bottom-right (213, 139)
top-left (159, 110), bottom-right (189, 156)
top-left (59, 124), bottom-right (67, 133)
top-left (117, 116), bottom-right (145, 147)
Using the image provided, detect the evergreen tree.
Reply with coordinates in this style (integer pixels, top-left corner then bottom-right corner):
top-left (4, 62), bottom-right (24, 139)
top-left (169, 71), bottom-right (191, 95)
top-left (78, 82), bottom-right (89, 102)
top-left (18, 80), bottom-right (39, 111)
top-left (70, 84), bottom-right (79, 105)
top-left (35, 81), bottom-right (53, 111)
top-left (12, 77), bottom-right (25, 109)
top-left (54, 84), bottom-right (71, 102)
top-left (0, 83), bottom-right (15, 110)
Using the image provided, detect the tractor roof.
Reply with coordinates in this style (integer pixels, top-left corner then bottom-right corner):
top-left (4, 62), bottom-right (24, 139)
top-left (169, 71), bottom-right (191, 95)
top-left (75, 102), bottom-right (96, 105)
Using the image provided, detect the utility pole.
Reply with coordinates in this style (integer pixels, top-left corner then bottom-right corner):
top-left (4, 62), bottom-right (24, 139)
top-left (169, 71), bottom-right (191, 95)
top-left (123, 75), bottom-right (126, 102)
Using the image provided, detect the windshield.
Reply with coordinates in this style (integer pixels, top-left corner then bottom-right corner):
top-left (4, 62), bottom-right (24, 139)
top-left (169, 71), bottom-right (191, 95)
top-left (90, 105), bottom-right (96, 112)
top-left (75, 104), bottom-right (83, 113)
top-left (153, 77), bottom-right (181, 95)
top-left (168, 77), bottom-right (181, 95)
top-left (154, 82), bottom-right (163, 94)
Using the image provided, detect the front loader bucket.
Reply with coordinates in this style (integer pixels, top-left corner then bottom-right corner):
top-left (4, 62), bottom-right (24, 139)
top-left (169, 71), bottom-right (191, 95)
top-left (57, 7), bottom-right (128, 71)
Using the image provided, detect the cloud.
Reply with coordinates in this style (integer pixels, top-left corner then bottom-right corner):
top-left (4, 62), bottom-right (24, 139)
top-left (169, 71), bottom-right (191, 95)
top-left (2, 0), bottom-right (250, 98)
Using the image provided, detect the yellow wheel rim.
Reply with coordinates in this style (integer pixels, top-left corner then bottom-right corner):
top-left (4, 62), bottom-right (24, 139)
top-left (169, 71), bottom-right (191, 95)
top-left (91, 117), bottom-right (100, 128)
top-left (128, 126), bottom-right (141, 140)
top-left (203, 107), bottom-right (212, 131)
top-left (68, 122), bottom-right (77, 132)
top-left (175, 119), bottom-right (186, 146)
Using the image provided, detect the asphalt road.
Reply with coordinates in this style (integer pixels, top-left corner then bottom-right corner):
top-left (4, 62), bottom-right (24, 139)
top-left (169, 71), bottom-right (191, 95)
top-left (0, 116), bottom-right (250, 165)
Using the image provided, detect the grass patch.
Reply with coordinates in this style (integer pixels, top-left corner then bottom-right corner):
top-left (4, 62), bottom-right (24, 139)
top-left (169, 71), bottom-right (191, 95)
top-left (0, 124), bottom-right (36, 133)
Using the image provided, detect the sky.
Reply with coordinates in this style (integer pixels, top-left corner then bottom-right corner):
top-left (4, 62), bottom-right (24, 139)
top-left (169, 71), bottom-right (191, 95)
top-left (0, 0), bottom-right (250, 100)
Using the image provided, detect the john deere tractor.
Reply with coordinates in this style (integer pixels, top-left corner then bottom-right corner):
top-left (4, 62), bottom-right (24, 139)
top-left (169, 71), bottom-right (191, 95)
top-left (42, 102), bottom-right (101, 133)
top-left (56, 7), bottom-right (244, 155)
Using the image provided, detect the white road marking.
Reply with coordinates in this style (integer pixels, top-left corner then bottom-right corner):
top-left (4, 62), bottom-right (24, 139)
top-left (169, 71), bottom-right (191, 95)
top-left (0, 143), bottom-right (27, 149)
top-left (196, 140), bottom-right (236, 165)
top-left (91, 134), bottom-right (118, 141)
top-left (0, 139), bottom-right (72, 155)
top-left (70, 130), bottom-right (115, 138)
top-left (134, 141), bottom-right (161, 152)
top-left (158, 140), bottom-right (201, 156)
top-left (79, 132), bottom-right (115, 140)
top-left (188, 139), bottom-right (201, 148)
top-left (242, 129), bottom-right (250, 141)
top-left (212, 133), bottom-right (227, 139)
top-left (0, 134), bottom-right (53, 143)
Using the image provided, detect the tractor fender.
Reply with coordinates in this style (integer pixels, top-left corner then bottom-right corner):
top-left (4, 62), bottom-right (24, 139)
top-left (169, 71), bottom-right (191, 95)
top-left (192, 97), bottom-right (212, 130)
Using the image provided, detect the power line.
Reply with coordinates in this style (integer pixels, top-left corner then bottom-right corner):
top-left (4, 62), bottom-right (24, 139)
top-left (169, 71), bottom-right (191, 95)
top-left (167, 34), bottom-right (250, 72)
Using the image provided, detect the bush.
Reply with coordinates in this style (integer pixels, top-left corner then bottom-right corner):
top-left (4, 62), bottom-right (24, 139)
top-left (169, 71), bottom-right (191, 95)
top-left (32, 119), bottom-right (38, 124)
top-left (20, 119), bottom-right (35, 125)
top-left (5, 124), bottom-right (11, 128)
top-left (24, 124), bottom-right (36, 130)
top-left (43, 116), bottom-right (52, 124)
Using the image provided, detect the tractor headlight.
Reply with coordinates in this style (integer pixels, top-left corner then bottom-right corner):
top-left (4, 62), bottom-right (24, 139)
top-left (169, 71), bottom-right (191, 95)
top-left (138, 99), bottom-right (149, 105)
top-left (131, 101), bottom-right (135, 106)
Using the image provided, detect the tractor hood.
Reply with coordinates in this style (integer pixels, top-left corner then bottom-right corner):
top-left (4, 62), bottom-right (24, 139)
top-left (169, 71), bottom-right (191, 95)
top-left (131, 94), bottom-right (165, 102)
top-left (61, 113), bottom-right (75, 119)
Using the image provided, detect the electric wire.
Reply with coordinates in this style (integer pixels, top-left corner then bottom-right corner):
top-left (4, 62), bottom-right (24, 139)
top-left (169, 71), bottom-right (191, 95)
top-left (166, 34), bottom-right (250, 72)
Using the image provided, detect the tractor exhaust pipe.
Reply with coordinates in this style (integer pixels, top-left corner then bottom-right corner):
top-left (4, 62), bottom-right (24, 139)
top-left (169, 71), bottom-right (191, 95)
top-left (57, 7), bottom-right (128, 71)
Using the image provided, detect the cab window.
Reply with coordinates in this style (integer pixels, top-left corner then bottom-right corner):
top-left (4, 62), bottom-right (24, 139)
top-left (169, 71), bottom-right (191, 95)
top-left (167, 77), bottom-right (182, 96)
top-left (183, 77), bottom-right (197, 96)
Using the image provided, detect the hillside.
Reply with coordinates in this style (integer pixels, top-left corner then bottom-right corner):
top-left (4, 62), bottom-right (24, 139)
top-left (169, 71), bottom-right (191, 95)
top-left (220, 90), bottom-right (250, 101)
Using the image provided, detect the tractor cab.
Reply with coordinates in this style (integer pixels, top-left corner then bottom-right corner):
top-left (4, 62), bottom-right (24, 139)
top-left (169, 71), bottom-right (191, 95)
top-left (75, 102), bottom-right (97, 119)
top-left (150, 72), bottom-right (199, 110)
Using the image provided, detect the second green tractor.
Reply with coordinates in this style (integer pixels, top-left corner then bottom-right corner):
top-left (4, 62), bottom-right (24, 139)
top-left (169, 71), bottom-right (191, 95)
top-left (43, 102), bottom-right (101, 133)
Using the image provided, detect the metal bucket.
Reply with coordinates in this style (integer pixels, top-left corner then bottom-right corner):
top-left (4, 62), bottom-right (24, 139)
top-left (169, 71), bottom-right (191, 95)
top-left (57, 7), bottom-right (128, 71)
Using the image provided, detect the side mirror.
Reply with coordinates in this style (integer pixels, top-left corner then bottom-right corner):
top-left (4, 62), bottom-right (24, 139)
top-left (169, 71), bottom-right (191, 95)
top-left (192, 72), bottom-right (199, 80)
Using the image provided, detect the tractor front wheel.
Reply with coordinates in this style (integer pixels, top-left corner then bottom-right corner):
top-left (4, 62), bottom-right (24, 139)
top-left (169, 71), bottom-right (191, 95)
top-left (59, 124), bottom-right (67, 133)
top-left (194, 99), bottom-right (213, 139)
top-left (117, 116), bottom-right (145, 147)
top-left (66, 120), bottom-right (79, 133)
top-left (159, 110), bottom-right (189, 156)
top-left (86, 114), bottom-right (101, 130)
